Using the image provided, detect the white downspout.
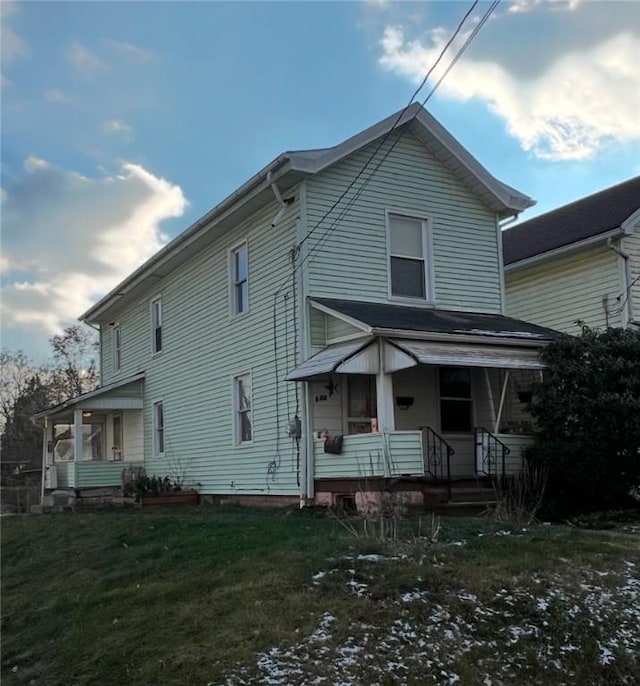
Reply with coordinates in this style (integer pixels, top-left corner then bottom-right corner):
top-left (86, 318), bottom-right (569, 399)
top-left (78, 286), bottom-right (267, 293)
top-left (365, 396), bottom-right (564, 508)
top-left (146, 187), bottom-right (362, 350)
top-left (608, 238), bottom-right (633, 326)
top-left (267, 169), bottom-right (287, 228)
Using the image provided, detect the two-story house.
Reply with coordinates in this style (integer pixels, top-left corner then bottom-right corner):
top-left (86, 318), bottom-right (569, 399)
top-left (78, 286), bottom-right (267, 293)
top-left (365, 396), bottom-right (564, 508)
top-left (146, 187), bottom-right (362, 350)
top-left (36, 104), bottom-right (558, 511)
top-left (504, 177), bottom-right (640, 333)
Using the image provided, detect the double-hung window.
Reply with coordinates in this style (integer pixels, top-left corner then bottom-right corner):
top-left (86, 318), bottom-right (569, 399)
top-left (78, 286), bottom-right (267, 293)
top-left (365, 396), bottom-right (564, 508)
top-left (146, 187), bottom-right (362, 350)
top-left (388, 213), bottom-right (431, 300)
top-left (230, 242), bottom-right (249, 316)
top-left (439, 367), bottom-right (473, 433)
top-left (151, 297), bottom-right (162, 354)
top-left (112, 325), bottom-right (122, 372)
top-left (233, 373), bottom-right (252, 444)
top-left (153, 401), bottom-right (165, 455)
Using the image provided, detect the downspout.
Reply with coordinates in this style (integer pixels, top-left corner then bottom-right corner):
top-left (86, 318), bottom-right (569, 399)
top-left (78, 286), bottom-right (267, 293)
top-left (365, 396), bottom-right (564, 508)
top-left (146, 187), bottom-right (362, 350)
top-left (497, 212), bottom-right (519, 315)
top-left (267, 169), bottom-right (287, 228)
top-left (608, 238), bottom-right (633, 326)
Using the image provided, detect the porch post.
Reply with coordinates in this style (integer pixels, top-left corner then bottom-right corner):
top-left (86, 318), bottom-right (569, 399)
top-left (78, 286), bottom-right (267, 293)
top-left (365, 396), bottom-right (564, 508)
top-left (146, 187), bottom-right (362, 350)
top-left (495, 370), bottom-right (510, 434)
top-left (376, 341), bottom-right (395, 432)
top-left (40, 419), bottom-right (49, 503)
top-left (483, 369), bottom-right (497, 428)
top-left (73, 408), bottom-right (83, 487)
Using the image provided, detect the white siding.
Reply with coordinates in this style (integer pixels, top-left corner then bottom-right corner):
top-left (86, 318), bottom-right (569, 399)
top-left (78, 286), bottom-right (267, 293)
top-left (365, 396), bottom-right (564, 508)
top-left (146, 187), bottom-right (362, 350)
top-left (305, 130), bottom-right (503, 313)
top-left (505, 245), bottom-right (624, 333)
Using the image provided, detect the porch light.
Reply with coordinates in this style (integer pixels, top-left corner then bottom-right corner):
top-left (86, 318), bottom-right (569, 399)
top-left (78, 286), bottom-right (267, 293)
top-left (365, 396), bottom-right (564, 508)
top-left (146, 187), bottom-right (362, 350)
top-left (395, 396), bottom-right (414, 411)
top-left (82, 411), bottom-right (93, 419)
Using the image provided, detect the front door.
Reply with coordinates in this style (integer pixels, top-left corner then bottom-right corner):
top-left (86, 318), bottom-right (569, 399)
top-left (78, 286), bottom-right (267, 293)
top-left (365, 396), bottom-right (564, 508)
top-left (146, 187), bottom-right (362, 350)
top-left (112, 415), bottom-right (123, 461)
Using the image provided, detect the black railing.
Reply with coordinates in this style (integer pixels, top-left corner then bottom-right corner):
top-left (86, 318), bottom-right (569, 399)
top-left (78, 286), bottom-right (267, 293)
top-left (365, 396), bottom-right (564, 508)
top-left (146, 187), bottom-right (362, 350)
top-left (421, 427), bottom-right (455, 498)
top-left (474, 427), bottom-right (510, 482)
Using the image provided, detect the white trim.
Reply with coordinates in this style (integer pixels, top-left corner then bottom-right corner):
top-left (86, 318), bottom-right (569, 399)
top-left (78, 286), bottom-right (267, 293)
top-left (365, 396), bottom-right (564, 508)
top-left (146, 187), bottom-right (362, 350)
top-left (505, 227), bottom-right (624, 272)
top-left (232, 371), bottom-right (254, 446)
top-left (385, 209), bottom-right (434, 303)
top-left (111, 323), bottom-right (122, 373)
top-left (308, 300), bottom-right (372, 334)
top-left (372, 327), bottom-right (551, 348)
top-left (150, 295), bottom-right (163, 355)
top-left (326, 332), bottom-right (371, 346)
top-left (229, 239), bottom-right (250, 319)
top-left (152, 399), bottom-right (165, 457)
top-left (621, 208), bottom-right (640, 234)
top-left (495, 215), bottom-right (506, 314)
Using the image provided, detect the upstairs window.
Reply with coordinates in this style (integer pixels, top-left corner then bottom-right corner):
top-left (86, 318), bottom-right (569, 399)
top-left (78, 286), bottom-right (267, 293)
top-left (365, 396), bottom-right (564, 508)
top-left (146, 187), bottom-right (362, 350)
top-left (233, 373), bottom-right (253, 444)
top-left (151, 297), bottom-right (162, 354)
top-left (230, 242), bottom-right (249, 316)
top-left (112, 325), bottom-right (122, 372)
top-left (388, 213), bottom-right (431, 300)
top-left (153, 401), bottom-right (165, 455)
top-left (439, 367), bottom-right (472, 433)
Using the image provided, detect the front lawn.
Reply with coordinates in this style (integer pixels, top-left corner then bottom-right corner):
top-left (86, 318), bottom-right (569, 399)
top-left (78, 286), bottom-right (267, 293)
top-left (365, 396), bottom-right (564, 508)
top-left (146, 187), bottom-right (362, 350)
top-left (1, 508), bottom-right (639, 685)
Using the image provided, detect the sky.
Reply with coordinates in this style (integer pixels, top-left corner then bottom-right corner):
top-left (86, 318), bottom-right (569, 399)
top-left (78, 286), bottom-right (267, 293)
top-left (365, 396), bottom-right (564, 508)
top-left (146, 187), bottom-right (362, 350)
top-left (1, 0), bottom-right (639, 361)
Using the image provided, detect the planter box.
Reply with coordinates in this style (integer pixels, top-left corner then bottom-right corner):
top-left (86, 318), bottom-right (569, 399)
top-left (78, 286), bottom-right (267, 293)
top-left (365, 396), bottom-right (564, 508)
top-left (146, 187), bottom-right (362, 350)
top-left (139, 491), bottom-right (199, 506)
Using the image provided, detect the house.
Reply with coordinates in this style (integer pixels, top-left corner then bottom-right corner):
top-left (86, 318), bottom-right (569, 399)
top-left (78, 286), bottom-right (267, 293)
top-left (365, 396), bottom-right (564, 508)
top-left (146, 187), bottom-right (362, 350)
top-left (503, 177), bottom-right (640, 333)
top-left (35, 103), bottom-right (559, 511)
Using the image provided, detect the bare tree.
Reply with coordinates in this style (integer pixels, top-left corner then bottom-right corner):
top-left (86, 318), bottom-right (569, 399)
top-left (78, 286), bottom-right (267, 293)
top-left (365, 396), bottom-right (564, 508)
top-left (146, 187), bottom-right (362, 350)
top-left (49, 325), bottom-right (100, 402)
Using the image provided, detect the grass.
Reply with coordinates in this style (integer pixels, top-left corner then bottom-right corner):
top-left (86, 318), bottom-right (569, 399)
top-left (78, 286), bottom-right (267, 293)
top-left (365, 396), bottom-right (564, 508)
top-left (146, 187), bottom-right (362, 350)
top-left (1, 507), bottom-right (639, 685)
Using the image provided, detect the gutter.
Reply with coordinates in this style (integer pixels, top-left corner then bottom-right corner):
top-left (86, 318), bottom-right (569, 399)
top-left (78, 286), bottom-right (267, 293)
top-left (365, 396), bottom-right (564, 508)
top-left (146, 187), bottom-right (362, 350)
top-left (369, 328), bottom-right (552, 348)
top-left (505, 226), bottom-right (624, 273)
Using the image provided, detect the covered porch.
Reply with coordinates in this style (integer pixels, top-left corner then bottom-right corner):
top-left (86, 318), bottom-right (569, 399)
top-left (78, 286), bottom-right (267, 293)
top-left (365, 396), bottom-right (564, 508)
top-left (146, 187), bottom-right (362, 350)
top-left (291, 299), bottom-right (557, 505)
top-left (34, 374), bottom-right (145, 497)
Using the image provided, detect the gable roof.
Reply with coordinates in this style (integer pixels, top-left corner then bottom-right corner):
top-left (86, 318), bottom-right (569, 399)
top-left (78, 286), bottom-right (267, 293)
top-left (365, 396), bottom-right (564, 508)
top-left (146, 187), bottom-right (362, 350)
top-left (311, 298), bottom-right (558, 343)
top-left (503, 176), bottom-right (640, 268)
top-left (82, 104), bottom-right (534, 324)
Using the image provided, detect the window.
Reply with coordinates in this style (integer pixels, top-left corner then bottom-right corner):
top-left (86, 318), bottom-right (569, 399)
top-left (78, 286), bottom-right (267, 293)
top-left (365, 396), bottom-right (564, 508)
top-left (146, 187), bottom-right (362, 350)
top-left (153, 401), bottom-right (165, 455)
top-left (112, 325), bottom-right (122, 371)
top-left (233, 373), bottom-right (252, 444)
top-left (347, 376), bottom-right (377, 434)
top-left (388, 213), bottom-right (430, 300)
top-left (439, 367), bottom-right (472, 433)
top-left (230, 243), bottom-right (249, 315)
top-left (52, 423), bottom-right (104, 461)
top-left (151, 297), bottom-right (162, 354)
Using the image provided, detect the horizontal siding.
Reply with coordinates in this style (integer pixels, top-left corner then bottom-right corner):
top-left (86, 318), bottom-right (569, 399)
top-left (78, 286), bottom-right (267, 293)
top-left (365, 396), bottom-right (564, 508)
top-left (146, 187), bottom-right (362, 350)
top-left (76, 461), bottom-right (141, 488)
top-left (326, 316), bottom-right (361, 341)
top-left (94, 190), bottom-right (303, 496)
top-left (314, 431), bottom-right (423, 479)
top-left (305, 130), bottom-right (503, 313)
top-left (497, 434), bottom-right (534, 475)
top-left (622, 223), bottom-right (640, 323)
top-left (505, 245), bottom-right (623, 333)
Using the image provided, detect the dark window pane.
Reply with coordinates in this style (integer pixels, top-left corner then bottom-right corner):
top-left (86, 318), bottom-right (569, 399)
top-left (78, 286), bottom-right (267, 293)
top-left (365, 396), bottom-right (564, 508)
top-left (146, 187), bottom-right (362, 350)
top-left (240, 411), bottom-right (252, 442)
top-left (155, 326), bottom-right (162, 352)
top-left (439, 367), bottom-right (471, 398)
top-left (390, 257), bottom-right (425, 298)
top-left (441, 400), bottom-right (472, 433)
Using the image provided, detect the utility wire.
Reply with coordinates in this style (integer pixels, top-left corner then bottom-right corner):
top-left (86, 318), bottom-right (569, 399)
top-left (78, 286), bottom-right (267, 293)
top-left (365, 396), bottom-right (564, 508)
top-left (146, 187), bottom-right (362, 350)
top-left (274, 0), bottom-right (480, 298)
top-left (292, 0), bottom-right (500, 284)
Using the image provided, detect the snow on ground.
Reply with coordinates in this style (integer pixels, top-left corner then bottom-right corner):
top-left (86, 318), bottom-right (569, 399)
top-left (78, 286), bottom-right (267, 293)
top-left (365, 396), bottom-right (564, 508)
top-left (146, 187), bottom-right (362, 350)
top-left (224, 560), bottom-right (640, 685)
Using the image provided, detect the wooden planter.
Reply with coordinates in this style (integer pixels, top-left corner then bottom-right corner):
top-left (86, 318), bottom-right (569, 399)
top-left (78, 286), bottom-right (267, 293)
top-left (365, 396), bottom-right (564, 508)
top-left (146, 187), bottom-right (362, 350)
top-left (139, 490), bottom-right (200, 506)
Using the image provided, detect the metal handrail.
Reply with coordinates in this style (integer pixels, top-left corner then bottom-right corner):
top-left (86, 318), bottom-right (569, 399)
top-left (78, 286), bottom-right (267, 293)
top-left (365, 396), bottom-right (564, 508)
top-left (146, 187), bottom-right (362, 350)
top-left (420, 426), bottom-right (455, 500)
top-left (474, 427), bottom-right (511, 481)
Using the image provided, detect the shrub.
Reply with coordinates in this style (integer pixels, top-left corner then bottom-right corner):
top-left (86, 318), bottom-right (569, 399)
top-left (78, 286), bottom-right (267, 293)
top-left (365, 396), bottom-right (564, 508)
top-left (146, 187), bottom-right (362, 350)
top-left (527, 326), bottom-right (640, 519)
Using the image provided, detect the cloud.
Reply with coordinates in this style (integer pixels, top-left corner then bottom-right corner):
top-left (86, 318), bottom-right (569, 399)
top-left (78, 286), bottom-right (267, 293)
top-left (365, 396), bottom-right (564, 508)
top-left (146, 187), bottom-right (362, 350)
top-left (1, 159), bottom-right (187, 337)
top-left (101, 119), bottom-right (133, 136)
top-left (379, 26), bottom-right (640, 160)
top-left (508, 0), bottom-right (581, 13)
top-left (66, 41), bottom-right (107, 76)
top-left (101, 38), bottom-right (153, 63)
top-left (1, 0), bottom-right (28, 66)
top-left (44, 88), bottom-right (75, 104)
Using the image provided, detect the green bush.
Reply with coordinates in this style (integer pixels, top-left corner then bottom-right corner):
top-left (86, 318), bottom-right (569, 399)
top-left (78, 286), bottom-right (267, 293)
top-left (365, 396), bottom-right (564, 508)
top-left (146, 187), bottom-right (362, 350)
top-left (527, 326), bottom-right (640, 519)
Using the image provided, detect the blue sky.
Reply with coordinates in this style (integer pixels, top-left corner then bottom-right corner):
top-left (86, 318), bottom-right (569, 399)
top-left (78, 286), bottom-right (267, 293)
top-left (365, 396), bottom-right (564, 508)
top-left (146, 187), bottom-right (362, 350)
top-left (1, 0), bottom-right (639, 361)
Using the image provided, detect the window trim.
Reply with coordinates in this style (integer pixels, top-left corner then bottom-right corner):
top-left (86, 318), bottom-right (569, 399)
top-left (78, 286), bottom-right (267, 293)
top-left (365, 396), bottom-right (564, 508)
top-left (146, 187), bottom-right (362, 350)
top-left (152, 400), bottom-right (165, 456)
top-left (229, 240), bottom-right (250, 318)
top-left (385, 209), bottom-right (435, 304)
top-left (437, 366), bottom-right (474, 435)
top-left (232, 371), bottom-right (253, 446)
top-left (112, 323), bottom-right (122, 372)
top-left (150, 295), bottom-right (163, 355)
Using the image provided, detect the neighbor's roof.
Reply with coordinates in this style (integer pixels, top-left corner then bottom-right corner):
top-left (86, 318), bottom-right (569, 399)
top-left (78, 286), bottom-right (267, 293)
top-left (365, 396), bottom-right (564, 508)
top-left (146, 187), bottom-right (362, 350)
top-left (311, 298), bottom-right (558, 342)
top-left (503, 176), bottom-right (640, 267)
top-left (81, 103), bottom-right (535, 324)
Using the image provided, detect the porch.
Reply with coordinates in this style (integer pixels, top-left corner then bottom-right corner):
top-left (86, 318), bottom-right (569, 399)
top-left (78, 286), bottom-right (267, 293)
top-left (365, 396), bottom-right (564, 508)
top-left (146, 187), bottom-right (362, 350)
top-left (34, 374), bottom-right (145, 497)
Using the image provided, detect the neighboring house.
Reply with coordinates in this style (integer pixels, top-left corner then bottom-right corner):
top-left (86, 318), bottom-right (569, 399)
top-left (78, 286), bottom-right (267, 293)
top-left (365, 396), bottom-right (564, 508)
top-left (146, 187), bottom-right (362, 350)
top-left (35, 104), bottom-right (559, 511)
top-left (503, 177), bottom-right (640, 333)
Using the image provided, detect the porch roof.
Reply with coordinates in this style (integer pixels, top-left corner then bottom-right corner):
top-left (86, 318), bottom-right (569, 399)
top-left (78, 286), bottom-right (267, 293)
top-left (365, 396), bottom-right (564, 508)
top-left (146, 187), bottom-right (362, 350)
top-left (310, 298), bottom-right (559, 343)
top-left (287, 338), bottom-right (373, 381)
top-left (33, 372), bottom-right (145, 422)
